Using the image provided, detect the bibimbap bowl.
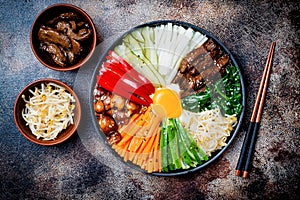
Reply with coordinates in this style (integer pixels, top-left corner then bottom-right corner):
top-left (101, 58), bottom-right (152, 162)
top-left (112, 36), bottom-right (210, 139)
top-left (90, 20), bottom-right (245, 176)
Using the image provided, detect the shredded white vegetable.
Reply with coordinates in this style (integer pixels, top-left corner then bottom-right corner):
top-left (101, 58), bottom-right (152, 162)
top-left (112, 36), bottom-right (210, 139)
top-left (21, 82), bottom-right (75, 140)
top-left (180, 108), bottom-right (237, 156)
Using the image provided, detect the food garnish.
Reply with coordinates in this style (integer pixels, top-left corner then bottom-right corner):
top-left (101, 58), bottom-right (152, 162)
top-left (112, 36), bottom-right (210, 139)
top-left (22, 82), bottom-right (75, 140)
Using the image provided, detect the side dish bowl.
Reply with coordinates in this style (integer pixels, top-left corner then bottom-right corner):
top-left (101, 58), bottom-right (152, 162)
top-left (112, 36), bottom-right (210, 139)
top-left (14, 78), bottom-right (81, 146)
top-left (30, 3), bottom-right (97, 71)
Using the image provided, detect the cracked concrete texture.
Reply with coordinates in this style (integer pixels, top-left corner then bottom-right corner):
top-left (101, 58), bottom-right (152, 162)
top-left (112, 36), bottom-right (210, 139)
top-left (0, 0), bottom-right (299, 199)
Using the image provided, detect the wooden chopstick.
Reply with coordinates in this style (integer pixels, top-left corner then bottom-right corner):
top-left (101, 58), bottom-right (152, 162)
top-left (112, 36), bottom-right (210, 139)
top-left (235, 42), bottom-right (276, 178)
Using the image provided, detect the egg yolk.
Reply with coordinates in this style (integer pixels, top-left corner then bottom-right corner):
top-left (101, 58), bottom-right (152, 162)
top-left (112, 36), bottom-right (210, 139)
top-left (152, 88), bottom-right (182, 118)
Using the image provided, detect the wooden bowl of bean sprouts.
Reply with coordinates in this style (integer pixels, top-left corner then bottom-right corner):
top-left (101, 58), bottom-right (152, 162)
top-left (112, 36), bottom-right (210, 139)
top-left (14, 78), bottom-right (81, 145)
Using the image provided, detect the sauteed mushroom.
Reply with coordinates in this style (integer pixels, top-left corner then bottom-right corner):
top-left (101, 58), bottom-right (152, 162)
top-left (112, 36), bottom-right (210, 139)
top-left (94, 100), bottom-right (105, 114)
top-left (56, 21), bottom-right (92, 41)
top-left (98, 115), bottom-right (118, 135)
top-left (38, 26), bottom-right (71, 49)
top-left (38, 12), bottom-right (92, 67)
top-left (107, 131), bottom-right (122, 145)
top-left (40, 42), bottom-right (66, 67)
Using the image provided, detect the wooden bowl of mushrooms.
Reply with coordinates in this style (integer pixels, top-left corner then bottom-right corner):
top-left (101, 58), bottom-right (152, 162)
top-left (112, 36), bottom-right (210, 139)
top-left (30, 4), bottom-right (97, 71)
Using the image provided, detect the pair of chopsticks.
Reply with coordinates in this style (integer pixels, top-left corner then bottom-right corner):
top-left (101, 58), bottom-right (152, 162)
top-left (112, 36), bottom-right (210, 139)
top-left (235, 42), bottom-right (276, 178)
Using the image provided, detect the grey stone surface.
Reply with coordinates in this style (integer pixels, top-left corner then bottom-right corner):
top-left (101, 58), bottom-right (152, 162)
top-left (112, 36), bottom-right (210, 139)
top-left (0, 0), bottom-right (299, 199)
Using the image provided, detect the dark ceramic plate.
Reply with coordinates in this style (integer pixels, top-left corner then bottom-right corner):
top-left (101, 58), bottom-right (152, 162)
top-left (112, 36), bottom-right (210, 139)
top-left (90, 20), bottom-right (245, 176)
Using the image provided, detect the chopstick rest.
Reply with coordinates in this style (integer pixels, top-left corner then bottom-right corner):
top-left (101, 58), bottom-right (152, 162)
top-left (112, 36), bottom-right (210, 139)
top-left (235, 42), bottom-right (276, 178)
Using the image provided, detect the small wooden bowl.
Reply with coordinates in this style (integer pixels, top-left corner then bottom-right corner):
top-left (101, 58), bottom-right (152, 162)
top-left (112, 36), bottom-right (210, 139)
top-left (30, 3), bottom-right (97, 71)
top-left (14, 78), bottom-right (81, 145)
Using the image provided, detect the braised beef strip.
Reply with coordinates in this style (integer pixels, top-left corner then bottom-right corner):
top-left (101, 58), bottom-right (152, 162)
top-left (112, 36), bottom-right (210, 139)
top-left (172, 39), bottom-right (230, 97)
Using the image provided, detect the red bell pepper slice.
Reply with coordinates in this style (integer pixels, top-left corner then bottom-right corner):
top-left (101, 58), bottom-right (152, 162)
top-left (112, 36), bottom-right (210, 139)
top-left (97, 50), bottom-right (156, 106)
top-left (107, 51), bottom-right (155, 94)
top-left (98, 69), bottom-right (153, 105)
top-left (102, 62), bottom-right (153, 95)
top-left (97, 74), bottom-right (152, 106)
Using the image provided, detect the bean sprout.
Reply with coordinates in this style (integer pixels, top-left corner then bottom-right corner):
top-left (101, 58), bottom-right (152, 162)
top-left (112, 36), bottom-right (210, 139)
top-left (21, 82), bottom-right (75, 140)
top-left (180, 108), bottom-right (237, 156)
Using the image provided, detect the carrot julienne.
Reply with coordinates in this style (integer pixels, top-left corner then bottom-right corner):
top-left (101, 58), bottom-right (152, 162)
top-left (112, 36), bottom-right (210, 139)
top-left (112, 107), bottom-right (162, 173)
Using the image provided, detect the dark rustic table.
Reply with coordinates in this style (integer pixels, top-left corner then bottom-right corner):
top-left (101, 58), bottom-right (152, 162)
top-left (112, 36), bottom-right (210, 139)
top-left (1, 1), bottom-right (299, 199)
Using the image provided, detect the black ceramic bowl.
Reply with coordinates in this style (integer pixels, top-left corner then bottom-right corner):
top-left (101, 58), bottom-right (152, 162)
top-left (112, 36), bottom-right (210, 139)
top-left (90, 20), bottom-right (246, 176)
top-left (30, 4), bottom-right (97, 71)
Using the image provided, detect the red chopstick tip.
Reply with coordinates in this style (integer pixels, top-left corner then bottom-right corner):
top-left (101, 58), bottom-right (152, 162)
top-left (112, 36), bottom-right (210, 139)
top-left (242, 171), bottom-right (249, 178)
top-left (235, 170), bottom-right (241, 176)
